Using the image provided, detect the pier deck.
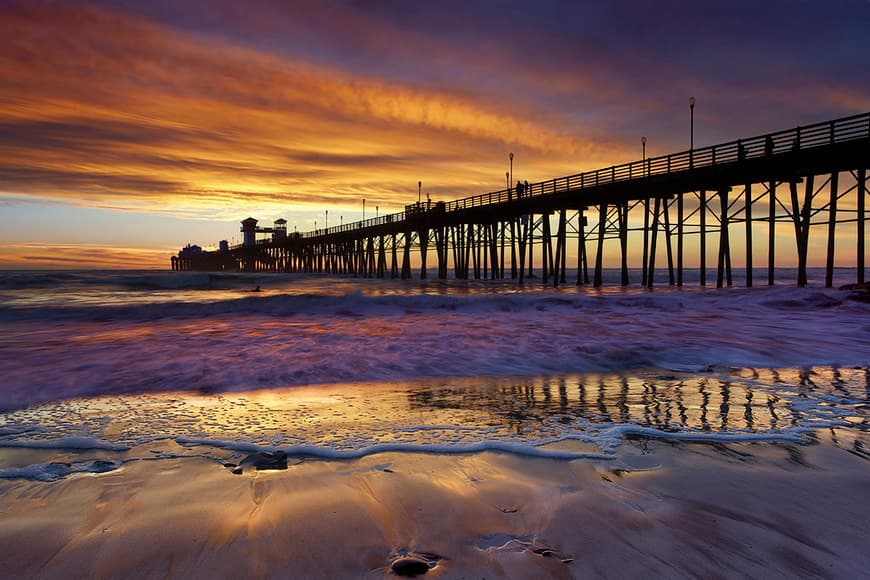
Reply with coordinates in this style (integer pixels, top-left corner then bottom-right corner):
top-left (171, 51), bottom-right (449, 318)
top-left (173, 112), bottom-right (870, 288)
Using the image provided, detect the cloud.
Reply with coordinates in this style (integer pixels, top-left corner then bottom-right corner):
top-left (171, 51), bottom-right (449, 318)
top-left (0, 242), bottom-right (173, 269)
top-left (0, 1), bottom-right (620, 219)
top-left (0, 0), bottom-right (867, 232)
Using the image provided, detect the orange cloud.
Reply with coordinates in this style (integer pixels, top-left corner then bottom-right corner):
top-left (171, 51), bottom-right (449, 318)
top-left (0, 2), bottom-right (620, 220)
top-left (0, 242), bottom-right (172, 270)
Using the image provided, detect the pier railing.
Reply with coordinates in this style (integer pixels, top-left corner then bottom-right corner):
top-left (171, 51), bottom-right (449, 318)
top-left (291, 112), bottom-right (869, 241)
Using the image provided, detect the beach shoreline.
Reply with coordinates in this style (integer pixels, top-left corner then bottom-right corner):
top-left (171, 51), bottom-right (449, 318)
top-left (1, 431), bottom-right (867, 578)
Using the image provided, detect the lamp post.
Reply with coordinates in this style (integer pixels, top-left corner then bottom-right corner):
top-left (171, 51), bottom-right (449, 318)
top-left (340, 215), bottom-right (343, 227)
top-left (642, 136), bottom-right (647, 176)
top-left (376, 205), bottom-right (378, 219)
top-left (325, 210), bottom-right (328, 229)
top-left (509, 152), bottom-right (514, 188)
top-left (505, 171), bottom-right (510, 191)
top-left (363, 198), bottom-right (366, 221)
top-left (418, 181), bottom-right (422, 204)
top-left (689, 96), bottom-right (696, 166)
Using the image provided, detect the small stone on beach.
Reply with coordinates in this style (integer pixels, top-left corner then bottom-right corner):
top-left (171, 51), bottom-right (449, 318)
top-left (239, 451), bottom-right (288, 471)
top-left (390, 555), bottom-right (431, 576)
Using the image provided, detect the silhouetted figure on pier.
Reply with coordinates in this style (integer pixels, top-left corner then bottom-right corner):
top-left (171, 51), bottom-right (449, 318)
top-left (516, 180), bottom-right (524, 199)
top-left (524, 180), bottom-right (529, 197)
top-left (253, 285), bottom-right (261, 292)
top-left (764, 135), bottom-right (774, 157)
top-left (737, 140), bottom-right (746, 161)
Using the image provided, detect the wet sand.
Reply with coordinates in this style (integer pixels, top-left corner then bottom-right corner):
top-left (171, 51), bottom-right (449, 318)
top-left (1, 432), bottom-right (868, 578)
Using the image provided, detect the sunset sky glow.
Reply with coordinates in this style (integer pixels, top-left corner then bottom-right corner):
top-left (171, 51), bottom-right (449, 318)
top-left (1, 0), bottom-right (868, 268)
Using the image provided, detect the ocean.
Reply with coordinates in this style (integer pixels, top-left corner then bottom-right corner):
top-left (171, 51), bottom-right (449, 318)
top-left (0, 269), bottom-right (868, 577)
top-left (0, 268), bottom-right (867, 463)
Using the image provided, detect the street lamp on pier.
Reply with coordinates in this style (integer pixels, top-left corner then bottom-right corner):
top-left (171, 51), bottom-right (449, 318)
top-left (418, 181), bottom-right (422, 204)
top-left (689, 96), bottom-right (696, 166)
top-left (642, 136), bottom-right (647, 176)
top-left (325, 210), bottom-right (328, 229)
top-left (505, 171), bottom-right (510, 191)
top-left (376, 205), bottom-right (379, 218)
top-left (509, 152), bottom-right (514, 188)
top-left (363, 198), bottom-right (366, 221)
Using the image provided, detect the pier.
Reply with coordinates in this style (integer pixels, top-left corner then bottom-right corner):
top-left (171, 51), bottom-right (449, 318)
top-left (172, 112), bottom-right (870, 288)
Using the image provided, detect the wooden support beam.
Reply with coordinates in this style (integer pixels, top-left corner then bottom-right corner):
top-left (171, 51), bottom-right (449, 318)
top-left (555, 210), bottom-right (567, 286)
top-left (527, 216), bottom-right (534, 278)
top-left (553, 212), bottom-right (563, 287)
top-left (663, 199), bottom-right (675, 285)
top-left (482, 224), bottom-right (489, 279)
top-left (577, 210), bottom-right (588, 286)
top-left (510, 218), bottom-right (518, 279)
top-left (367, 237), bottom-right (376, 277)
top-left (542, 213), bottom-right (553, 284)
top-left (648, 197), bottom-right (660, 288)
top-left (401, 232), bottom-right (412, 279)
top-left (499, 221), bottom-right (506, 279)
top-left (473, 225), bottom-right (481, 279)
top-left (465, 223), bottom-right (474, 280)
top-left (419, 229), bottom-right (429, 279)
top-left (377, 236), bottom-right (386, 278)
top-left (768, 181), bottom-right (776, 285)
top-left (699, 190), bottom-right (707, 286)
top-left (791, 176), bottom-right (814, 286)
top-left (825, 171), bottom-right (838, 288)
top-left (619, 203), bottom-right (629, 286)
top-left (560, 210), bottom-right (567, 284)
top-left (800, 175), bottom-right (814, 287)
top-left (594, 203), bottom-right (606, 287)
top-left (489, 223), bottom-right (500, 280)
top-left (452, 226), bottom-right (461, 278)
top-left (641, 199), bottom-right (649, 286)
top-left (677, 193), bottom-right (684, 287)
top-left (746, 184), bottom-right (753, 287)
top-left (518, 217), bottom-right (528, 284)
top-left (859, 168), bottom-right (866, 286)
top-left (443, 227), bottom-right (450, 279)
top-left (391, 233), bottom-right (399, 278)
top-left (717, 188), bottom-right (731, 288)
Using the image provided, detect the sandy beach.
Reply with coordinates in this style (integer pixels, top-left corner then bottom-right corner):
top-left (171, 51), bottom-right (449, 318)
top-left (1, 428), bottom-right (867, 579)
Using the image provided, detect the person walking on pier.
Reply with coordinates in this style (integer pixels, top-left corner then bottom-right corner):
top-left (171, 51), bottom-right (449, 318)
top-left (516, 180), bottom-right (524, 199)
top-left (764, 135), bottom-right (774, 157)
top-left (524, 180), bottom-right (529, 197)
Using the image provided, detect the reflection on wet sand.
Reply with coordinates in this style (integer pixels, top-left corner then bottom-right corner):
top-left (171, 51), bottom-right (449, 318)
top-left (0, 367), bottom-right (866, 462)
top-left (407, 367), bottom-right (869, 439)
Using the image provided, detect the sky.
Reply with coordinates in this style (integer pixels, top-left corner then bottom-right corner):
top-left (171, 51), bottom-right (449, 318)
top-left (0, 0), bottom-right (868, 269)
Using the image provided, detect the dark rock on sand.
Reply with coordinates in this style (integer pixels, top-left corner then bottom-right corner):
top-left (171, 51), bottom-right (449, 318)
top-left (390, 556), bottom-right (430, 576)
top-left (89, 460), bottom-right (118, 473)
top-left (389, 551), bottom-right (441, 576)
top-left (235, 451), bottom-right (289, 473)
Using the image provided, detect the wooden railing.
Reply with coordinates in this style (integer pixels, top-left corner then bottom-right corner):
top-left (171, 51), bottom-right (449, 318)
top-left (273, 112), bottom-right (870, 243)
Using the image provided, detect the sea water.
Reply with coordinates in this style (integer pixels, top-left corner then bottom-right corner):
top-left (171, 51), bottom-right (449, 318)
top-left (0, 269), bottom-right (867, 480)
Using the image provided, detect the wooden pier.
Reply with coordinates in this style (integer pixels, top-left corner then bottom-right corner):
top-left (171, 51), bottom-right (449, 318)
top-left (172, 112), bottom-right (870, 288)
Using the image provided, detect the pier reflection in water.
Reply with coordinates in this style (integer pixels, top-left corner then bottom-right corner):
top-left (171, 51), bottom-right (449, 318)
top-left (407, 367), bottom-right (869, 442)
top-left (0, 367), bottom-right (866, 459)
